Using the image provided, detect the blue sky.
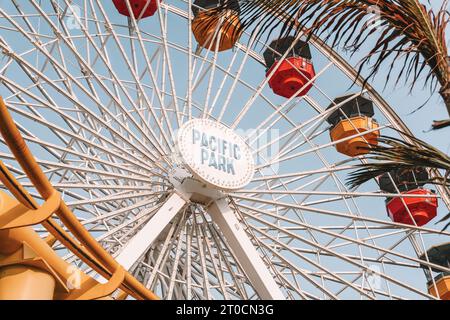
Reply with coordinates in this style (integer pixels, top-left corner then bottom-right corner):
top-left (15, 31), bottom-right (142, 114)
top-left (0, 0), bottom-right (448, 299)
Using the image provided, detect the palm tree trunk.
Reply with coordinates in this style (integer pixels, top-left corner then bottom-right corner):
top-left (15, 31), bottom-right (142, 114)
top-left (441, 86), bottom-right (450, 116)
top-left (442, 58), bottom-right (450, 115)
top-left (434, 60), bottom-right (450, 129)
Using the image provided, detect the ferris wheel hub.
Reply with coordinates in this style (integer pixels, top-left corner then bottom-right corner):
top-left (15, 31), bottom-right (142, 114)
top-left (176, 119), bottom-right (254, 191)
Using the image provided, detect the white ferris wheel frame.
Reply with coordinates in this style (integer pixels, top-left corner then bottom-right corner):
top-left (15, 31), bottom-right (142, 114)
top-left (0, 0), bottom-right (448, 300)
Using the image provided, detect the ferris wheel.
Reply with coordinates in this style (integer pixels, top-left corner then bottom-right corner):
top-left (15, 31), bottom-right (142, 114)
top-left (0, 0), bottom-right (449, 300)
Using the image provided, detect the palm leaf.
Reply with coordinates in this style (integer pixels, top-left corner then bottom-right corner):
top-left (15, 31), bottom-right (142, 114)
top-left (437, 218), bottom-right (450, 232)
top-left (210, 0), bottom-right (450, 127)
top-left (346, 134), bottom-right (450, 188)
top-left (346, 133), bottom-right (450, 230)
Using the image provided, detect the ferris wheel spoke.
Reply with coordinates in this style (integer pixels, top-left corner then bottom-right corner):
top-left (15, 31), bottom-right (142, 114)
top-left (239, 209), bottom-right (435, 298)
top-left (233, 189), bottom-right (440, 201)
top-left (166, 222), bottom-right (187, 300)
top-left (0, 76), bottom-right (164, 175)
top-left (0, 0), bottom-right (448, 300)
top-left (21, 136), bottom-right (164, 180)
top-left (282, 245), bottom-right (411, 268)
top-left (213, 24), bottom-right (262, 122)
top-left (251, 144), bottom-right (406, 284)
top-left (228, 33), bottom-right (305, 129)
top-left (185, 223), bottom-right (194, 299)
top-left (177, 20), bottom-right (236, 120)
top-left (62, 0), bottom-right (174, 152)
top-left (156, 46), bottom-right (216, 123)
top-left (13, 157), bottom-right (156, 185)
top-left (184, 244), bottom-right (249, 299)
top-left (186, 0), bottom-right (195, 121)
top-left (331, 231), bottom-right (419, 298)
top-left (66, 190), bottom-right (154, 207)
top-left (115, 3), bottom-right (176, 147)
top-left (201, 218), bottom-right (252, 299)
top-left (247, 84), bottom-right (332, 148)
top-left (257, 233), bottom-right (376, 299)
top-left (193, 210), bottom-right (229, 299)
top-left (206, 46), bottom-right (240, 119)
top-left (0, 48), bottom-right (114, 165)
top-left (235, 194), bottom-right (449, 236)
top-left (251, 164), bottom-right (355, 183)
top-left (239, 203), bottom-right (448, 275)
top-left (143, 212), bottom-right (186, 290)
top-left (232, 203), bottom-right (358, 299)
top-left (207, 198), bottom-right (285, 299)
top-left (307, 271), bottom-right (400, 299)
top-left (4, 136), bottom-right (156, 180)
top-left (2, 85), bottom-right (164, 175)
top-left (176, 214), bottom-right (255, 299)
top-left (114, 191), bottom-right (188, 271)
top-left (192, 212), bottom-right (213, 299)
top-left (255, 115), bottom-right (328, 164)
top-left (196, 23), bottom-right (226, 120)
top-left (251, 134), bottom-right (347, 221)
top-left (10, 2), bottom-right (76, 96)
top-left (248, 160), bottom-right (347, 258)
top-left (250, 92), bottom-right (364, 156)
top-left (0, 156), bottom-right (159, 204)
top-left (63, 201), bottom-right (163, 265)
top-left (241, 229), bottom-right (340, 299)
top-left (275, 124), bottom-right (368, 177)
top-left (79, 198), bottom-right (161, 227)
top-left (155, 3), bottom-right (182, 127)
top-left (3, 6), bottom-right (169, 161)
top-left (256, 124), bottom-right (389, 171)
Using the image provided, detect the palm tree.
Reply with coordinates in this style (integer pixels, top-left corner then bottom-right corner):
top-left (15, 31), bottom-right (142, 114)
top-left (212, 0), bottom-right (449, 129)
top-left (205, 1), bottom-right (450, 228)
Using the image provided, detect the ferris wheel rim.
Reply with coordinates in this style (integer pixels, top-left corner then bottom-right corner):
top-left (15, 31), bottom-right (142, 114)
top-left (0, 0), bottom-right (448, 300)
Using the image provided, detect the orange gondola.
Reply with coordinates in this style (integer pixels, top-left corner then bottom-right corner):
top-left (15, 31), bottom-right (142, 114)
top-left (420, 243), bottom-right (450, 300)
top-left (192, 0), bottom-right (241, 52)
top-left (263, 37), bottom-right (315, 98)
top-left (326, 95), bottom-right (380, 157)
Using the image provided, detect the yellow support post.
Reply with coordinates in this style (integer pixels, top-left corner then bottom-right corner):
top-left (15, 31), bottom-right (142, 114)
top-left (0, 265), bottom-right (55, 300)
top-left (0, 96), bottom-right (159, 300)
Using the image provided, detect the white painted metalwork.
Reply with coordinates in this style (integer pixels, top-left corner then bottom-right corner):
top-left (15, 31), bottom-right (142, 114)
top-left (209, 197), bottom-right (285, 299)
top-left (0, 0), bottom-right (449, 300)
top-left (116, 192), bottom-right (189, 270)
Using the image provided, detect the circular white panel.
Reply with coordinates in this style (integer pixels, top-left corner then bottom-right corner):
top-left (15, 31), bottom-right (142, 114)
top-left (177, 119), bottom-right (254, 190)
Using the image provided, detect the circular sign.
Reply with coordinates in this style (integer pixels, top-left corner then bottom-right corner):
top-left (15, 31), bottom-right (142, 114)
top-left (177, 119), bottom-right (254, 190)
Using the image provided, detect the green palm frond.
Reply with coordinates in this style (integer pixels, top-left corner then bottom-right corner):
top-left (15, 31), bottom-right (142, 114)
top-left (211, 0), bottom-right (450, 126)
top-left (346, 133), bottom-right (450, 230)
top-left (436, 212), bottom-right (450, 232)
top-left (206, 1), bottom-right (450, 227)
top-left (347, 134), bottom-right (450, 189)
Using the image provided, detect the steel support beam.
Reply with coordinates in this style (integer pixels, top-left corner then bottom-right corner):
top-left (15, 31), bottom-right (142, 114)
top-left (208, 198), bottom-right (284, 300)
top-left (115, 192), bottom-right (188, 270)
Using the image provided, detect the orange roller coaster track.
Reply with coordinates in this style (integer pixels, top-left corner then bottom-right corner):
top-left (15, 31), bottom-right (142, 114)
top-left (0, 96), bottom-right (159, 300)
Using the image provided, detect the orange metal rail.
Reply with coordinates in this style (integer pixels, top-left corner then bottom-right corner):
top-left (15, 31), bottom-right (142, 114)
top-left (0, 96), bottom-right (159, 300)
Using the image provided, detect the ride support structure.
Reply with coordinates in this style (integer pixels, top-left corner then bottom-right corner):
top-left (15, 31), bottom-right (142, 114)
top-left (0, 97), bottom-right (158, 300)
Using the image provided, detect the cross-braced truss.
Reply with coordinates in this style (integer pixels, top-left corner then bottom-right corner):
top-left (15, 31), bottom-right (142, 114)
top-left (0, 0), bottom-right (449, 300)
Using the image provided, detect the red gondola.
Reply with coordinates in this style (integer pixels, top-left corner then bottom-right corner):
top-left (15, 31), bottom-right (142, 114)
top-left (263, 37), bottom-right (315, 99)
top-left (379, 168), bottom-right (437, 226)
top-left (112, 0), bottom-right (159, 19)
top-left (386, 188), bottom-right (437, 226)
